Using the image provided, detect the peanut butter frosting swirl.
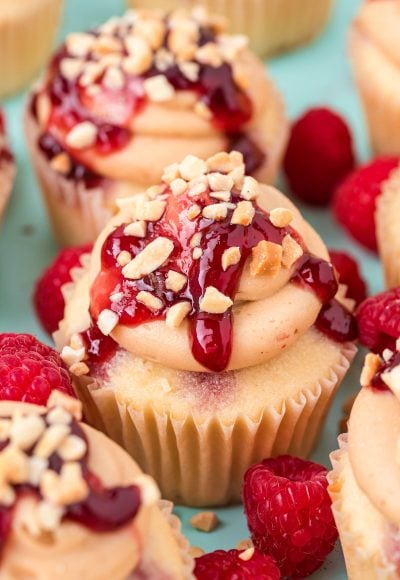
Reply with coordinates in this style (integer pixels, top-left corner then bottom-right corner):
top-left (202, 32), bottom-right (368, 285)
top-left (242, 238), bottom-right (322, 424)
top-left (0, 392), bottom-right (168, 579)
top-left (348, 344), bottom-right (400, 529)
top-left (62, 152), bottom-right (355, 373)
top-left (32, 8), bottom-right (276, 187)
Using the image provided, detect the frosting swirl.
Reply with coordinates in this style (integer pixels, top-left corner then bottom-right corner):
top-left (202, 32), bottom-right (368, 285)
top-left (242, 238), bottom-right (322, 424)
top-left (72, 152), bottom-right (355, 373)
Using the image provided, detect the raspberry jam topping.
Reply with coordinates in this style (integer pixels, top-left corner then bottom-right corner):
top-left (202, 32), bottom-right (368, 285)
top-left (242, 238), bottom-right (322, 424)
top-left (371, 350), bottom-right (400, 391)
top-left (34, 10), bottom-right (265, 182)
top-left (0, 407), bottom-right (141, 557)
top-left (88, 163), bottom-right (356, 373)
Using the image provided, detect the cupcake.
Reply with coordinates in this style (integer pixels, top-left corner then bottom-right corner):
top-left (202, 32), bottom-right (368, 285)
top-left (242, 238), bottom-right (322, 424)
top-left (26, 8), bottom-right (288, 246)
top-left (0, 391), bottom-right (193, 579)
top-left (55, 152), bottom-right (357, 507)
top-left (375, 161), bottom-right (400, 288)
top-left (0, 0), bottom-right (63, 97)
top-left (350, 0), bottom-right (400, 157)
top-left (127, 0), bottom-right (334, 58)
top-left (329, 346), bottom-right (400, 578)
top-left (0, 110), bottom-right (16, 229)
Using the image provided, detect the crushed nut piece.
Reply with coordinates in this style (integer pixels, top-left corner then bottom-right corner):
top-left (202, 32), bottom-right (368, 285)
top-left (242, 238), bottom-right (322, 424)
top-left (238, 547), bottom-right (255, 561)
top-left (144, 75), bottom-right (175, 102)
top-left (240, 176), bottom-right (260, 201)
top-left (41, 462), bottom-right (89, 506)
top-left (162, 162), bottom-right (180, 184)
top-left (250, 240), bottom-right (282, 277)
top-left (193, 248), bottom-right (203, 260)
top-left (0, 447), bottom-right (29, 484)
top-left (59, 435), bottom-right (87, 462)
top-left (199, 286), bottom-right (233, 314)
top-left (196, 43), bottom-right (223, 67)
top-left (208, 172), bottom-right (234, 192)
top-left (110, 292), bottom-right (124, 304)
top-left (187, 204), bottom-right (201, 220)
top-left (202, 203), bottom-right (229, 221)
top-left (170, 178), bottom-right (187, 197)
top-left (209, 190), bottom-right (231, 202)
top-left (360, 353), bottom-right (382, 387)
top-left (270, 207), bottom-right (293, 228)
top-left (190, 232), bottom-right (202, 248)
top-left (122, 237), bottom-right (174, 280)
top-left (61, 345), bottom-right (86, 367)
top-left (124, 221), bottom-right (147, 238)
top-left (47, 407), bottom-right (72, 426)
top-left (123, 37), bottom-right (152, 75)
top-left (10, 414), bottom-right (46, 451)
top-left (166, 270), bottom-right (187, 292)
top-left (47, 391), bottom-right (82, 420)
top-left (97, 309), bottom-right (119, 336)
top-left (66, 33), bottom-right (95, 58)
top-left (154, 48), bottom-right (174, 72)
top-left (207, 151), bottom-right (243, 173)
top-left (103, 66), bottom-right (125, 90)
top-left (0, 484), bottom-right (15, 507)
top-left (281, 235), bottom-right (303, 269)
top-left (69, 362), bottom-right (90, 377)
top-left (34, 424), bottom-right (70, 459)
top-left (28, 456), bottom-right (48, 486)
top-left (188, 178), bottom-right (208, 197)
top-left (229, 165), bottom-right (245, 189)
top-left (136, 291), bottom-right (163, 312)
top-left (383, 348), bottom-right (393, 362)
top-left (222, 247), bottom-right (241, 271)
top-left (190, 546), bottom-right (205, 558)
top-left (179, 61), bottom-right (200, 82)
top-left (166, 302), bottom-right (192, 328)
top-left (190, 511), bottom-right (220, 532)
top-left (134, 200), bottom-right (167, 222)
top-left (179, 155), bottom-right (208, 181)
top-left (117, 250), bottom-right (132, 267)
top-left (36, 501), bottom-right (64, 533)
top-left (194, 101), bottom-right (212, 120)
top-left (65, 121), bottom-right (97, 150)
top-left (231, 200), bottom-right (255, 226)
top-left (50, 153), bottom-right (71, 175)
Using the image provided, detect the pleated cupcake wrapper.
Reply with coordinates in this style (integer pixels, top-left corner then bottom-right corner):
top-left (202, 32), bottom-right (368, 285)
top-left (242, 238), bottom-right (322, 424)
top-left (156, 500), bottom-right (194, 579)
top-left (72, 342), bottom-right (356, 507)
top-left (328, 436), bottom-right (397, 580)
top-left (26, 106), bottom-right (116, 246)
top-left (0, 0), bottom-right (63, 98)
top-left (376, 166), bottom-right (400, 289)
top-left (349, 28), bottom-right (400, 157)
top-left (128, 0), bottom-right (333, 57)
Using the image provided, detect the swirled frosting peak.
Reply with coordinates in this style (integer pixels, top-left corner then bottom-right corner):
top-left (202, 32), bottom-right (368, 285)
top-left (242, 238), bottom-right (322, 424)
top-left (78, 152), bottom-right (356, 373)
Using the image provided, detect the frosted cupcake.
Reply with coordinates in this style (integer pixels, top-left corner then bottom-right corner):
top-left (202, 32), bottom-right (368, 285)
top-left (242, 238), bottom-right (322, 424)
top-left (350, 0), bottom-right (400, 156)
top-left (0, 110), bottom-right (16, 229)
top-left (0, 391), bottom-right (192, 579)
top-left (329, 346), bottom-right (400, 578)
top-left (0, 0), bottom-right (63, 97)
top-left (26, 8), bottom-right (288, 246)
top-left (56, 152), bottom-right (357, 507)
top-left (127, 0), bottom-right (334, 57)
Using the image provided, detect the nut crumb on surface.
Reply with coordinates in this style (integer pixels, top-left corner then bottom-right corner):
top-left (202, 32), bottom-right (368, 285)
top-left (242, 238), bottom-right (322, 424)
top-left (190, 511), bottom-right (220, 532)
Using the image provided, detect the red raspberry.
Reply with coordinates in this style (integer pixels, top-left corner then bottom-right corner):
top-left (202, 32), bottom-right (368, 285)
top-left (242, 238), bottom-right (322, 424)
top-left (333, 157), bottom-right (399, 252)
top-left (329, 249), bottom-right (368, 306)
top-left (356, 287), bottom-right (400, 354)
top-left (33, 244), bottom-right (92, 335)
top-left (242, 456), bottom-right (337, 579)
top-left (283, 107), bottom-right (355, 206)
top-left (194, 549), bottom-right (280, 580)
top-left (0, 334), bottom-right (75, 405)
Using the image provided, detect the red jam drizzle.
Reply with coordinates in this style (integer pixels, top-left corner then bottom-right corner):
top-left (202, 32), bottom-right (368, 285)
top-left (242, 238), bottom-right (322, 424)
top-left (0, 411), bottom-right (141, 556)
top-left (371, 350), bottom-right (400, 391)
top-left (89, 188), bottom-right (356, 372)
top-left (81, 325), bottom-right (118, 369)
top-left (34, 19), bottom-right (264, 180)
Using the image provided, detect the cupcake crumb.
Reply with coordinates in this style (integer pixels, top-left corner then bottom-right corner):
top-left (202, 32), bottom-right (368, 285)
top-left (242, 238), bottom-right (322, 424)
top-left (190, 511), bottom-right (220, 532)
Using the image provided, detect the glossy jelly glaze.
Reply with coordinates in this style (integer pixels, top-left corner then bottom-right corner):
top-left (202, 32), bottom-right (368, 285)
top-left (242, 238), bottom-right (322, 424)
top-left (0, 411), bottom-right (141, 556)
top-left (89, 187), bottom-right (356, 372)
top-left (33, 20), bottom-right (265, 183)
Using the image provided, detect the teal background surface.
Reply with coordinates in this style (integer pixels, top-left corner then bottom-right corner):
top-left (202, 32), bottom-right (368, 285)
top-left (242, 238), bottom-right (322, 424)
top-left (0, 0), bottom-right (375, 576)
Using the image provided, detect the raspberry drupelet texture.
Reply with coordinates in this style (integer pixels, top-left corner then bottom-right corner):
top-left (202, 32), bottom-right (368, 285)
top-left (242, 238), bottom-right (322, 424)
top-left (356, 287), bottom-right (400, 354)
top-left (194, 548), bottom-right (281, 580)
top-left (329, 249), bottom-right (367, 306)
top-left (283, 107), bottom-right (355, 206)
top-left (333, 157), bottom-right (399, 252)
top-left (243, 455), bottom-right (337, 578)
top-left (0, 334), bottom-right (76, 405)
top-left (33, 244), bottom-right (92, 335)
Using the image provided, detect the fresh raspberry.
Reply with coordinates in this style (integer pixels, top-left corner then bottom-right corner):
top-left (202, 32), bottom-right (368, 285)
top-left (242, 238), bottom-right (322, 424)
top-left (0, 334), bottom-right (75, 405)
top-left (283, 107), bottom-right (355, 206)
top-left (356, 287), bottom-right (400, 353)
top-left (243, 456), bottom-right (337, 578)
top-left (194, 549), bottom-right (280, 580)
top-left (333, 157), bottom-right (399, 252)
top-left (33, 244), bottom-right (92, 335)
top-left (329, 249), bottom-right (368, 306)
